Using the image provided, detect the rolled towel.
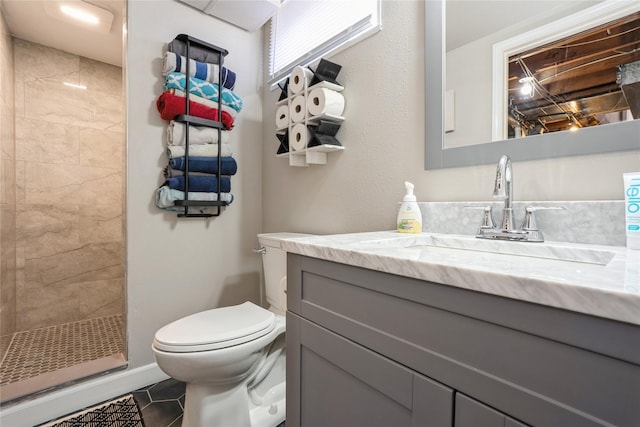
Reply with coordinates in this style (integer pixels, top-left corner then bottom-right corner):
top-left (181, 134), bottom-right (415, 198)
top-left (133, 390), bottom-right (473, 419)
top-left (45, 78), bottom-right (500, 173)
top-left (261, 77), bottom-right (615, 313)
top-left (156, 185), bottom-right (234, 212)
top-left (165, 89), bottom-right (237, 120)
top-left (166, 144), bottom-right (233, 158)
top-left (163, 166), bottom-right (211, 178)
top-left (166, 175), bottom-right (231, 193)
top-left (164, 72), bottom-right (243, 112)
top-left (156, 91), bottom-right (234, 129)
top-left (163, 51), bottom-right (236, 90)
top-left (169, 156), bottom-right (238, 175)
top-left (168, 39), bottom-right (223, 65)
top-left (167, 120), bottom-right (231, 146)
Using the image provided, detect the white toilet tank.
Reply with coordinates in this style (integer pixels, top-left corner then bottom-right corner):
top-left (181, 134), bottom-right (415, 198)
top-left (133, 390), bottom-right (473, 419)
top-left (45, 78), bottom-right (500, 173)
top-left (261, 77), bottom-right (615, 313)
top-left (258, 233), bottom-right (310, 313)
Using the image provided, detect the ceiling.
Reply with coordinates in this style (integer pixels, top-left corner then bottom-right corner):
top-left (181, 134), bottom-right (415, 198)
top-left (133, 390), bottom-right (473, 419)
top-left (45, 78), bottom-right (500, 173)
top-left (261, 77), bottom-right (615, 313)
top-left (1, 0), bottom-right (124, 66)
top-left (508, 12), bottom-right (640, 135)
top-left (445, 1), bottom-right (602, 52)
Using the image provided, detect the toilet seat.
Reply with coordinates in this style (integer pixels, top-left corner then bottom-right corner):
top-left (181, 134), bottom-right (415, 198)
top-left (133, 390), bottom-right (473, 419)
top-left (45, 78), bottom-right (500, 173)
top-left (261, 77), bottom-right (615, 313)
top-left (153, 302), bottom-right (276, 353)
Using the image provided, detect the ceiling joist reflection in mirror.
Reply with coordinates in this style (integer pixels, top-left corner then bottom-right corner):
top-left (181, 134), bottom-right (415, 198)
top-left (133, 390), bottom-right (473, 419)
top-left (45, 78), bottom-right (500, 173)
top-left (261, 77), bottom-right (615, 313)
top-left (507, 12), bottom-right (640, 138)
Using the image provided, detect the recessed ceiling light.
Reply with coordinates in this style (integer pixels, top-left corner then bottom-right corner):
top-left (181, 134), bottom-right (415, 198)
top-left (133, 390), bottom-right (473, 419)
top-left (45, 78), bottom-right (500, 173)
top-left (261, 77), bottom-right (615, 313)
top-left (60, 4), bottom-right (99, 25)
top-left (44, 1), bottom-right (114, 34)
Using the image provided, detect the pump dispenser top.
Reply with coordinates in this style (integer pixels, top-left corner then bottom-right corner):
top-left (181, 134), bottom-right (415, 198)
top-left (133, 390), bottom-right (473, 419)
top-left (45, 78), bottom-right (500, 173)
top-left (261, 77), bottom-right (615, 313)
top-left (397, 182), bottom-right (422, 234)
top-left (403, 182), bottom-right (416, 202)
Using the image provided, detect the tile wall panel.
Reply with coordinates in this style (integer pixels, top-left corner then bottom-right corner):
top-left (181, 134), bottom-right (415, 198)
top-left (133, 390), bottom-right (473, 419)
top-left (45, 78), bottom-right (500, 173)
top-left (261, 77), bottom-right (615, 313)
top-left (1, 9), bottom-right (16, 340)
top-left (13, 39), bottom-right (124, 331)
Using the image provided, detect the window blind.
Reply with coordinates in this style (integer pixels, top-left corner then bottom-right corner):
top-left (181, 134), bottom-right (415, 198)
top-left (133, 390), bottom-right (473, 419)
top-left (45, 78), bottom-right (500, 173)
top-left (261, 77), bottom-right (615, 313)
top-left (268, 0), bottom-right (380, 84)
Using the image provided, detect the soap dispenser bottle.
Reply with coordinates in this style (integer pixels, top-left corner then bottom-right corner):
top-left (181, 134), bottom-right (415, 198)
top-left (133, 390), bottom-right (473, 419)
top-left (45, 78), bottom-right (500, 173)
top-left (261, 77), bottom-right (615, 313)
top-left (397, 181), bottom-right (422, 234)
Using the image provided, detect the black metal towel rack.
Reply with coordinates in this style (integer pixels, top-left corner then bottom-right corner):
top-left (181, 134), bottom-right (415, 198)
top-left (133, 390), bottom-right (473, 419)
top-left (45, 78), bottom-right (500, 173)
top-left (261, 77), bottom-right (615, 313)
top-left (171, 34), bottom-right (229, 218)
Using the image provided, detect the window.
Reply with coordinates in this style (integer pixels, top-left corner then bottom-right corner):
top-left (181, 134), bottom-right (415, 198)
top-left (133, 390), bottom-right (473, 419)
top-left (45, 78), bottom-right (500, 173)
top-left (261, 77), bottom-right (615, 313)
top-left (268, 0), bottom-right (381, 85)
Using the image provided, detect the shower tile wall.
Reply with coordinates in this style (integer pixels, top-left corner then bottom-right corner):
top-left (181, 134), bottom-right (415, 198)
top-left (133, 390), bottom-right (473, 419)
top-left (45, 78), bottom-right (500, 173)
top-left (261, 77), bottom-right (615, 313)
top-left (13, 39), bottom-right (125, 331)
top-left (1, 9), bottom-right (17, 355)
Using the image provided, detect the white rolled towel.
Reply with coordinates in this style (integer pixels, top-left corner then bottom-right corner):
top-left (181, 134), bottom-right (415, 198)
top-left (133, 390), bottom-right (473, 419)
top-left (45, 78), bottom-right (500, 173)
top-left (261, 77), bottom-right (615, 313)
top-left (167, 120), bottom-right (231, 146)
top-left (289, 95), bottom-right (306, 123)
top-left (289, 66), bottom-right (313, 95)
top-left (167, 144), bottom-right (233, 158)
top-left (290, 123), bottom-right (310, 151)
top-left (275, 104), bottom-right (290, 129)
top-left (307, 87), bottom-right (345, 117)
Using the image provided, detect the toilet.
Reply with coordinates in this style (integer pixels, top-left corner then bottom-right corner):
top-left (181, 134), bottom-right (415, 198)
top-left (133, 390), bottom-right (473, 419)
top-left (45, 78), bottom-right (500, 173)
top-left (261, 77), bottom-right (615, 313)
top-left (152, 233), bottom-right (307, 427)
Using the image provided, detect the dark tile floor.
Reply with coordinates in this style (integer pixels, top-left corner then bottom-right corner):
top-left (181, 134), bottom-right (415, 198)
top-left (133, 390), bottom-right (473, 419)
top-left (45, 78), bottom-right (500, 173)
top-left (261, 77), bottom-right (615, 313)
top-left (133, 378), bottom-right (285, 427)
top-left (42, 377), bottom-right (286, 426)
top-left (133, 378), bottom-right (186, 427)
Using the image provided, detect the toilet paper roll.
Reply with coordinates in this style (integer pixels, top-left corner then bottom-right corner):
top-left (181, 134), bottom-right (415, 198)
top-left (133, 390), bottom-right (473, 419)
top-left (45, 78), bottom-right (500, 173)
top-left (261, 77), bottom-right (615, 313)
top-left (307, 87), bottom-right (345, 117)
top-left (289, 95), bottom-right (307, 123)
top-left (289, 66), bottom-right (314, 95)
top-left (275, 104), bottom-right (289, 129)
top-left (290, 123), bottom-right (310, 151)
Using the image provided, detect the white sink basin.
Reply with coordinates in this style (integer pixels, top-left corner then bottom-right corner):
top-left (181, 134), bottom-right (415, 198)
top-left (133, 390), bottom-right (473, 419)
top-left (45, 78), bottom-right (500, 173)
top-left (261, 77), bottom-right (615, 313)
top-left (349, 234), bottom-right (616, 266)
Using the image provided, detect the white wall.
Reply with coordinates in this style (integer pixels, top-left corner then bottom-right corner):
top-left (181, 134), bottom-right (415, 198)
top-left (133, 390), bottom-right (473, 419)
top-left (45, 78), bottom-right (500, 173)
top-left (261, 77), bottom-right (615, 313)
top-left (127, 0), bottom-right (263, 367)
top-left (261, 0), bottom-right (640, 235)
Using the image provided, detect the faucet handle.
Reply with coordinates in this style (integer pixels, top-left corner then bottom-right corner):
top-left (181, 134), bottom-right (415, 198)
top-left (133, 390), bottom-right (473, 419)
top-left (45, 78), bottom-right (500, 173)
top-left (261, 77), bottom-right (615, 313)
top-left (521, 206), bottom-right (564, 231)
top-left (465, 205), bottom-right (495, 229)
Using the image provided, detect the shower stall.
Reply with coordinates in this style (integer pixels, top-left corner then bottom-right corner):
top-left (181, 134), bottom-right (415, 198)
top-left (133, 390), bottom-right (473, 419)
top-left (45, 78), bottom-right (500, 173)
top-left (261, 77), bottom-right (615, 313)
top-left (0, 1), bottom-right (126, 403)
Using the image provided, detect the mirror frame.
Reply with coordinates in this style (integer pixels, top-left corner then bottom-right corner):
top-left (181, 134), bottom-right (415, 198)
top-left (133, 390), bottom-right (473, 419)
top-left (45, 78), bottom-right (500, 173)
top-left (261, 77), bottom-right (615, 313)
top-left (425, 0), bottom-right (640, 170)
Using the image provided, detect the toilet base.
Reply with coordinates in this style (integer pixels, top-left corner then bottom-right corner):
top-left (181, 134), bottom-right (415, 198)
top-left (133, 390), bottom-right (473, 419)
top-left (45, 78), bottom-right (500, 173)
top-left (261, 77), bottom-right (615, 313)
top-left (249, 381), bottom-right (286, 427)
top-left (182, 380), bottom-right (285, 427)
top-left (182, 337), bottom-right (286, 427)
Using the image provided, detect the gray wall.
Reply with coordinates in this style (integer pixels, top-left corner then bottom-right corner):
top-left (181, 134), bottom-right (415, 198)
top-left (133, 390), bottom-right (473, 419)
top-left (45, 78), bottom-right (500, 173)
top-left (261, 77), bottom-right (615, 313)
top-left (261, 0), bottom-right (640, 235)
top-left (126, 0), bottom-right (264, 367)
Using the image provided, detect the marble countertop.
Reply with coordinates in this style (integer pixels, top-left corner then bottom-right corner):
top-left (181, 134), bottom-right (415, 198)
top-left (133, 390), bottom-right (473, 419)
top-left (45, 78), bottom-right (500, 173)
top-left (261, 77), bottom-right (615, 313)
top-left (280, 231), bottom-right (640, 326)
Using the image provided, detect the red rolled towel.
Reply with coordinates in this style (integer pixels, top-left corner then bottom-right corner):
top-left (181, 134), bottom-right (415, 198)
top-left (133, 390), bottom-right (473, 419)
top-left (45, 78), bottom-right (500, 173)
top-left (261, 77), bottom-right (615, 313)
top-left (156, 91), bottom-right (234, 130)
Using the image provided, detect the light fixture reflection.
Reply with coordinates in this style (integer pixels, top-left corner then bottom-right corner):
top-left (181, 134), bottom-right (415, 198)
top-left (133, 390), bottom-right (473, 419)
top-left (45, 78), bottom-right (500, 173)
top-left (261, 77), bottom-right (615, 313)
top-left (60, 4), bottom-right (99, 25)
top-left (518, 77), bottom-right (534, 97)
top-left (63, 82), bottom-right (88, 90)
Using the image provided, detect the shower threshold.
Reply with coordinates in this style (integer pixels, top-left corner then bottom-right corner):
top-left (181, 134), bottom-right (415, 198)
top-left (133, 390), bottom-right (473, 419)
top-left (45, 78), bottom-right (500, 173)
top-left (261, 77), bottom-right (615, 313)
top-left (0, 353), bottom-right (126, 404)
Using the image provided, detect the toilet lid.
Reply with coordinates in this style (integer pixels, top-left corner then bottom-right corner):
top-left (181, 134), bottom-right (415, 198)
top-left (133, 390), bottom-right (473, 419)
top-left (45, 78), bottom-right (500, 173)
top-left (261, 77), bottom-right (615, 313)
top-left (153, 302), bottom-right (275, 352)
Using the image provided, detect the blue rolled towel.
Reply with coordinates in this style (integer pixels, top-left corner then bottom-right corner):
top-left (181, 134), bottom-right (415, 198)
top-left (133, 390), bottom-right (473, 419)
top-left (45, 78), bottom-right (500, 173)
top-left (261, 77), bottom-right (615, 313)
top-left (166, 175), bottom-right (231, 193)
top-left (169, 156), bottom-right (237, 175)
top-left (164, 72), bottom-right (243, 112)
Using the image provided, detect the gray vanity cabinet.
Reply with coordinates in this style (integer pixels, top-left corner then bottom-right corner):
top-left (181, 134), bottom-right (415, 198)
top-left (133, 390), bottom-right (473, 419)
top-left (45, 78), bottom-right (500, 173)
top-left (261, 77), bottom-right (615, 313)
top-left (285, 254), bottom-right (640, 427)
top-left (288, 314), bottom-right (454, 426)
top-left (455, 393), bottom-right (528, 427)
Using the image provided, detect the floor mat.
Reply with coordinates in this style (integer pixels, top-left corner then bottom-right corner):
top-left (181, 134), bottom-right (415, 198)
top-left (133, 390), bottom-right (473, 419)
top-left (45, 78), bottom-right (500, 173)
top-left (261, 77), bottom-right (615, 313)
top-left (38, 394), bottom-right (144, 427)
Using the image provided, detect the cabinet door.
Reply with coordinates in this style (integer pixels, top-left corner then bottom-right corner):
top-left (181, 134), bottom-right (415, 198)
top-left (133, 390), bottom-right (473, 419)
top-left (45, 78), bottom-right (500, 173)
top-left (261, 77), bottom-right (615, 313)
top-left (413, 374), bottom-right (455, 427)
top-left (455, 393), bottom-right (529, 427)
top-left (288, 314), bottom-right (453, 427)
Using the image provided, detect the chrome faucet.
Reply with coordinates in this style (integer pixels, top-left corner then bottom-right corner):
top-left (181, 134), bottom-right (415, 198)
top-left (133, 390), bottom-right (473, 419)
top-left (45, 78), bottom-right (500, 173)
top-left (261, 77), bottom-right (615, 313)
top-left (493, 154), bottom-right (515, 232)
top-left (475, 155), bottom-right (562, 242)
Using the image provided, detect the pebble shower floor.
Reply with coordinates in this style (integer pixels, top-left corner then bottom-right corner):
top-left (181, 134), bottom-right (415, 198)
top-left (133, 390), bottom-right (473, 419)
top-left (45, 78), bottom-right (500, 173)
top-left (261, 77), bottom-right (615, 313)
top-left (0, 314), bottom-right (125, 385)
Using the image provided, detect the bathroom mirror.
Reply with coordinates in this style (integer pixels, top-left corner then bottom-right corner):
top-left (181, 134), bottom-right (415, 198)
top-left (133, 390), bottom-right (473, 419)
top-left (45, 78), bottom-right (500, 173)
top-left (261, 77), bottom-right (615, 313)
top-left (425, 0), bottom-right (640, 170)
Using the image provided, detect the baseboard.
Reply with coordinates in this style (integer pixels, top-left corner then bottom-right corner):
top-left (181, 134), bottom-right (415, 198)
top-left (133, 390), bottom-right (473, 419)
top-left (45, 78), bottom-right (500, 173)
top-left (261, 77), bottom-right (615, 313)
top-left (0, 363), bottom-right (169, 427)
